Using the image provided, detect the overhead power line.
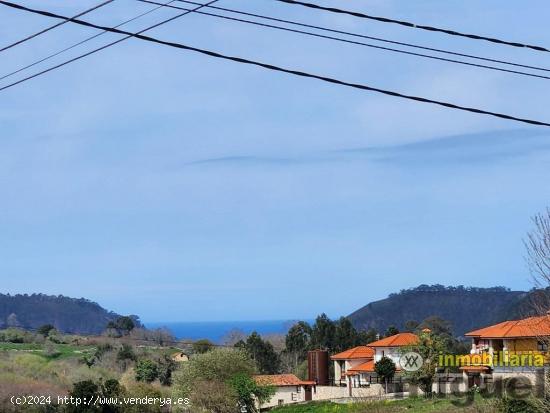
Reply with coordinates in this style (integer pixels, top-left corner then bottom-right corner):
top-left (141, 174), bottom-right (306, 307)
top-left (0, 0), bottom-right (218, 89)
top-left (0, 0), bottom-right (180, 82)
top-left (0, 0), bottom-right (549, 127)
top-left (175, 0), bottom-right (550, 74)
top-left (0, 0), bottom-right (114, 54)
top-left (274, 0), bottom-right (550, 53)
top-left (137, 0), bottom-right (550, 81)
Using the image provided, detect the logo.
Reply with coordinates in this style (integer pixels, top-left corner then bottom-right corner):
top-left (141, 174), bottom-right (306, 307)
top-left (399, 351), bottom-right (423, 371)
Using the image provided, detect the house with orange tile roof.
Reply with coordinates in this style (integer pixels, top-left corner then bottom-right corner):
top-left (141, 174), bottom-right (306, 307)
top-left (253, 374), bottom-right (315, 409)
top-left (460, 314), bottom-right (550, 388)
top-left (331, 333), bottom-right (419, 388)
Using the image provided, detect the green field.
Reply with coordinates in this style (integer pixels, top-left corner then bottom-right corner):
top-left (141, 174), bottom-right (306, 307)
top-left (270, 396), bottom-right (502, 413)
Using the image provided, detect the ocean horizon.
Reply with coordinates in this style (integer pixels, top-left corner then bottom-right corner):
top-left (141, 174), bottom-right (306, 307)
top-left (145, 319), bottom-right (309, 343)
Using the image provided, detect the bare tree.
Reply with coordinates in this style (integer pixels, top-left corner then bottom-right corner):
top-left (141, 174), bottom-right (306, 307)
top-left (525, 208), bottom-right (550, 289)
top-left (524, 208), bottom-right (550, 412)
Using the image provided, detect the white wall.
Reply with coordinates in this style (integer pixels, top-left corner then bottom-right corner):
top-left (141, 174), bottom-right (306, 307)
top-left (260, 386), bottom-right (305, 409)
top-left (313, 384), bottom-right (384, 400)
top-left (374, 347), bottom-right (401, 365)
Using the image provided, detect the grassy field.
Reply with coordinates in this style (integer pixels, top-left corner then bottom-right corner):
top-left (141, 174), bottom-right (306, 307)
top-left (270, 396), bottom-right (500, 413)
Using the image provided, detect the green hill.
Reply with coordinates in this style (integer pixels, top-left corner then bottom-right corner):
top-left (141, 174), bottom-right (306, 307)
top-left (348, 284), bottom-right (548, 336)
top-left (0, 293), bottom-right (140, 334)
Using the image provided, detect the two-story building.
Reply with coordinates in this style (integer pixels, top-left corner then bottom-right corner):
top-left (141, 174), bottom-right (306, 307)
top-left (462, 314), bottom-right (550, 387)
top-left (331, 332), bottom-right (419, 388)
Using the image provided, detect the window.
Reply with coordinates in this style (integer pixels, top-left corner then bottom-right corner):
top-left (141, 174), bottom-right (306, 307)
top-left (278, 399), bottom-right (284, 406)
top-left (296, 386), bottom-right (301, 393)
top-left (537, 341), bottom-right (548, 351)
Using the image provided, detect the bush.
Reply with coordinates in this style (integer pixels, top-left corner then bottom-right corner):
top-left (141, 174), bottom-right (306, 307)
top-left (156, 355), bottom-right (177, 386)
top-left (135, 360), bottom-right (158, 383)
top-left (173, 349), bottom-right (260, 413)
top-left (499, 397), bottom-right (542, 413)
top-left (0, 328), bottom-right (27, 343)
top-left (37, 325), bottom-right (56, 337)
top-left (192, 339), bottom-right (214, 354)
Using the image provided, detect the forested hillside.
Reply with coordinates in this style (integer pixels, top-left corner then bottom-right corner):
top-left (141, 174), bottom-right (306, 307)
top-left (0, 293), bottom-right (139, 334)
top-left (348, 285), bottom-right (549, 336)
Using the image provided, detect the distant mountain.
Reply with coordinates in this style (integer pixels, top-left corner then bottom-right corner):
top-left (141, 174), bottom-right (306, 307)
top-left (0, 293), bottom-right (140, 334)
top-left (348, 285), bottom-right (550, 337)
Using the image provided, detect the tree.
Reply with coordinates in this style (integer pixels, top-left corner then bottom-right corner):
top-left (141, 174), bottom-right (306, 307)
top-left (419, 316), bottom-right (467, 355)
top-left (67, 380), bottom-right (101, 413)
top-left (37, 324), bottom-right (56, 337)
top-left (157, 355), bottom-right (177, 386)
top-left (68, 379), bottom-right (125, 413)
top-left (244, 332), bottom-right (280, 374)
top-left (193, 339), bottom-right (214, 354)
top-left (385, 325), bottom-right (400, 337)
top-left (404, 320), bottom-right (420, 332)
top-left (117, 343), bottom-right (136, 370)
top-left (402, 328), bottom-right (446, 396)
top-left (221, 328), bottom-right (247, 346)
top-left (310, 313), bottom-right (336, 351)
top-left (172, 348), bottom-right (259, 412)
top-left (6, 313), bottom-right (20, 328)
top-left (358, 328), bottom-right (378, 345)
top-left (374, 356), bottom-right (396, 393)
top-left (525, 208), bottom-right (550, 305)
top-left (228, 373), bottom-right (275, 413)
top-left (524, 208), bottom-right (550, 412)
top-left (419, 316), bottom-right (453, 336)
top-left (106, 316), bottom-right (135, 335)
top-left (135, 359), bottom-right (159, 383)
top-left (285, 321), bottom-right (312, 369)
top-left (334, 317), bottom-right (361, 353)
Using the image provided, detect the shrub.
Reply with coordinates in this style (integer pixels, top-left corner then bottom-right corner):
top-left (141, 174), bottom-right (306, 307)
top-left (156, 355), bottom-right (177, 386)
top-left (135, 360), bottom-right (158, 383)
top-left (37, 325), bottom-right (56, 337)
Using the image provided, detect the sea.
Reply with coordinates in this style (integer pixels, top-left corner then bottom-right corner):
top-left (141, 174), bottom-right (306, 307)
top-left (145, 320), bottom-right (305, 343)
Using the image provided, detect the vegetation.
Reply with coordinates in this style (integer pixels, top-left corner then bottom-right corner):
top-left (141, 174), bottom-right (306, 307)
top-left (347, 284), bottom-right (547, 336)
top-left (270, 396), bottom-right (502, 413)
top-left (192, 339), bottom-right (214, 354)
top-left (374, 356), bottom-right (396, 393)
top-left (172, 348), bottom-right (274, 412)
top-left (236, 331), bottom-right (281, 374)
top-left (0, 293), bottom-right (141, 334)
top-left (402, 328), bottom-right (446, 395)
top-left (135, 360), bottom-right (159, 383)
top-left (0, 326), bottom-right (181, 412)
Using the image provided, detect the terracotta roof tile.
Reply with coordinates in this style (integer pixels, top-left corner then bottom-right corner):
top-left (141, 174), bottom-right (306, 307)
top-left (253, 374), bottom-right (313, 387)
top-left (367, 333), bottom-right (419, 347)
top-left (465, 315), bottom-right (550, 338)
top-left (330, 346), bottom-right (375, 360)
top-left (348, 360), bottom-right (375, 372)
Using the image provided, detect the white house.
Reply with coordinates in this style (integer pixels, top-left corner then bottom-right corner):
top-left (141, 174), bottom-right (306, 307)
top-left (253, 374), bottom-right (315, 409)
top-left (331, 333), bottom-right (419, 388)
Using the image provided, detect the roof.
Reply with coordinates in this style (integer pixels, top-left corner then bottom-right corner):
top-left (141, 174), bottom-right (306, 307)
top-left (465, 315), bottom-right (550, 339)
top-left (330, 346), bottom-right (375, 360)
top-left (367, 332), bottom-right (419, 347)
top-left (253, 374), bottom-right (314, 387)
top-left (348, 360), bottom-right (402, 373)
top-left (348, 360), bottom-right (375, 373)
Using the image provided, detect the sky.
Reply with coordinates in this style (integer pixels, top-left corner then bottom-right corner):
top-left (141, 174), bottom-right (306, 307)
top-left (0, 0), bottom-right (549, 322)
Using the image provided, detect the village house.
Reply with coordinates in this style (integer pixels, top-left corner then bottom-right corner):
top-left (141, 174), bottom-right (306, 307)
top-left (460, 314), bottom-right (550, 388)
top-left (253, 374), bottom-right (315, 409)
top-left (331, 332), bottom-right (419, 388)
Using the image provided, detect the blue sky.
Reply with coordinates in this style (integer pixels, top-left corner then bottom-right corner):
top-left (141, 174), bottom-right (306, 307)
top-left (1, 0), bottom-right (549, 322)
